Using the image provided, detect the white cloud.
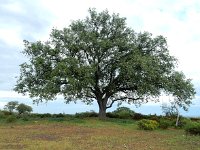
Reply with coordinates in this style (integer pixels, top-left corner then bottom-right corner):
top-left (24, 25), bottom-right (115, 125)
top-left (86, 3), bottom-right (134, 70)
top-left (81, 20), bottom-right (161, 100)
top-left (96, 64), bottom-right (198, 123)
top-left (2, 1), bottom-right (24, 14)
top-left (0, 28), bottom-right (23, 47)
top-left (0, 91), bottom-right (28, 99)
top-left (0, 102), bottom-right (6, 109)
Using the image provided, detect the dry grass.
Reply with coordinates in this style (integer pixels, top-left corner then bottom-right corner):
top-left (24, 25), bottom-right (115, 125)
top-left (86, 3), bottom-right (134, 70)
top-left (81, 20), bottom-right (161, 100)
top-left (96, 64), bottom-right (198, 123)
top-left (0, 118), bottom-right (200, 150)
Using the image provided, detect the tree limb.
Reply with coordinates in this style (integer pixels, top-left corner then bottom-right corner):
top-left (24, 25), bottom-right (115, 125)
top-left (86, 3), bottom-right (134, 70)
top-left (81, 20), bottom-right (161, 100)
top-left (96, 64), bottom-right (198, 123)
top-left (106, 99), bottom-right (118, 109)
top-left (106, 96), bottom-right (142, 109)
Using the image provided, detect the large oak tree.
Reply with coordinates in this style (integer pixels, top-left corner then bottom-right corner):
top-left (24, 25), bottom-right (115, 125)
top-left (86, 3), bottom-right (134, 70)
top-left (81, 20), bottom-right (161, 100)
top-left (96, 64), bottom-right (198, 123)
top-left (15, 9), bottom-right (195, 118)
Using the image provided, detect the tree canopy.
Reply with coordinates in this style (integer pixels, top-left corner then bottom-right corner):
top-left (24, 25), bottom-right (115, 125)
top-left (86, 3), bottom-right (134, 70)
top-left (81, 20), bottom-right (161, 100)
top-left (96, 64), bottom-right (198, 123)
top-left (15, 8), bottom-right (195, 118)
top-left (4, 101), bottom-right (19, 113)
top-left (16, 103), bottom-right (33, 115)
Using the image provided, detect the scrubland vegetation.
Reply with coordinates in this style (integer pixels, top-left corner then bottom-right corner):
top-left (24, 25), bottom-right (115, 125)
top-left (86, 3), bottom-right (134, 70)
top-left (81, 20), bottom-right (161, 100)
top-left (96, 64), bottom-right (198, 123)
top-left (0, 106), bottom-right (200, 150)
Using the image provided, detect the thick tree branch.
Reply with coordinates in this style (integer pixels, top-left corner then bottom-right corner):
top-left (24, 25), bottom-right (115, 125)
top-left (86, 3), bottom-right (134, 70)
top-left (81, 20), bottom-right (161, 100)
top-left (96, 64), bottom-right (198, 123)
top-left (106, 99), bottom-right (118, 109)
top-left (106, 96), bottom-right (142, 109)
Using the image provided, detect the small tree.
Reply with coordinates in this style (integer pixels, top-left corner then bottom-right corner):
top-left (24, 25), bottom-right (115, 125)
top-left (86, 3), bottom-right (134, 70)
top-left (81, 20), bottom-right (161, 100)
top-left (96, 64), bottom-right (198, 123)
top-left (162, 101), bottom-right (180, 127)
top-left (16, 103), bottom-right (33, 115)
top-left (161, 103), bottom-right (177, 117)
top-left (4, 101), bottom-right (19, 113)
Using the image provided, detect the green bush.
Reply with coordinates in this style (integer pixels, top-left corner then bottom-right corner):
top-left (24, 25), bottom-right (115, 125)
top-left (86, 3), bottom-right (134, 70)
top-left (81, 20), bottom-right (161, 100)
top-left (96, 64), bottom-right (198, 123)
top-left (29, 113), bottom-right (40, 118)
top-left (190, 117), bottom-right (200, 122)
top-left (75, 111), bottom-right (98, 118)
top-left (52, 113), bottom-right (65, 118)
top-left (106, 112), bottom-right (119, 118)
top-left (178, 118), bottom-right (191, 128)
top-left (138, 119), bottom-right (159, 130)
top-left (0, 110), bottom-right (6, 119)
top-left (159, 119), bottom-right (172, 129)
top-left (21, 114), bottom-right (30, 121)
top-left (40, 113), bottom-right (52, 118)
top-left (1, 110), bottom-right (12, 116)
top-left (111, 107), bottom-right (135, 119)
top-left (146, 114), bottom-right (161, 122)
top-left (185, 122), bottom-right (200, 136)
top-left (6, 115), bottom-right (17, 123)
top-left (48, 118), bottom-right (65, 122)
top-left (133, 113), bottom-right (147, 120)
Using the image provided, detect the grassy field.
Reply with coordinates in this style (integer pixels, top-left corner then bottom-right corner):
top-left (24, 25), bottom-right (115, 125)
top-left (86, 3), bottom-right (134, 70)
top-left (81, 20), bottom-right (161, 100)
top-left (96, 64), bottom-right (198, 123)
top-left (0, 118), bottom-right (200, 150)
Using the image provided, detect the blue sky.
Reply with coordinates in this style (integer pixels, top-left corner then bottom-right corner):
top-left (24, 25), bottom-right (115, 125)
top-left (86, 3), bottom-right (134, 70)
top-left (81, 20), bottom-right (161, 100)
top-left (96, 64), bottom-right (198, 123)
top-left (0, 0), bottom-right (200, 115)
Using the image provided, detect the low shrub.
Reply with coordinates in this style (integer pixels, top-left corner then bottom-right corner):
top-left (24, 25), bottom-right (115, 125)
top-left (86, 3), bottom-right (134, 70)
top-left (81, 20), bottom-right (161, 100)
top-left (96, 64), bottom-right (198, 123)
top-left (190, 117), bottom-right (200, 122)
top-left (29, 113), bottom-right (40, 118)
top-left (6, 115), bottom-right (17, 123)
top-left (178, 118), bottom-right (191, 128)
top-left (48, 118), bottom-right (65, 122)
top-left (40, 113), bottom-right (52, 118)
top-left (21, 114), bottom-right (30, 121)
top-left (146, 114), bottom-right (161, 122)
top-left (1, 110), bottom-right (12, 116)
top-left (75, 111), bottom-right (98, 118)
top-left (106, 112), bottom-right (119, 118)
top-left (159, 119), bottom-right (172, 129)
top-left (133, 113), bottom-right (147, 120)
top-left (52, 113), bottom-right (65, 118)
top-left (111, 107), bottom-right (135, 119)
top-left (138, 119), bottom-right (159, 130)
top-left (185, 122), bottom-right (200, 136)
top-left (0, 111), bottom-right (6, 119)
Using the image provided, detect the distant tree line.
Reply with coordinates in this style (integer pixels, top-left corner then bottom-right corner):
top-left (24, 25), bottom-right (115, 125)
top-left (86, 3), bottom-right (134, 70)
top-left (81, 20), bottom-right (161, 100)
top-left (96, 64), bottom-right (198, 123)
top-left (4, 101), bottom-right (32, 115)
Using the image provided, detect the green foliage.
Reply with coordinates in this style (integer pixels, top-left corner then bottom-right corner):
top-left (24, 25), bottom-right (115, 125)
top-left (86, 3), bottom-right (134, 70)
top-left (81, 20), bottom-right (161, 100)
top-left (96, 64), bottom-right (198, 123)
top-left (104, 118), bottom-right (136, 126)
top-left (0, 114), bottom-right (5, 121)
top-left (106, 112), bottom-right (119, 118)
top-left (185, 122), bottom-right (200, 136)
top-left (159, 118), bottom-right (172, 129)
top-left (48, 118), bottom-right (65, 122)
top-left (75, 111), bottom-right (98, 118)
top-left (15, 8), bottom-right (195, 118)
top-left (112, 107), bottom-right (134, 114)
top-left (6, 115), bottom-right (17, 123)
top-left (52, 113), bottom-right (65, 118)
top-left (39, 113), bottom-right (52, 118)
top-left (190, 117), bottom-right (200, 122)
top-left (0, 110), bottom-right (6, 119)
top-left (161, 103), bottom-right (178, 117)
top-left (145, 114), bottom-right (161, 122)
top-left (4, 101), bottom-right (19, 113)
top-left (1, 110), bottom-right (13, 116)
top-left (132, 113), bottom-right (147, 120)
top-left (111, 107), bottom-right (135, 119)
top-left (21, 114), bottom-right (30, 121)
top-left (138, 119), bottom-right (159, 130)
top-left (16, 103), bottom-right (33, 115)
top-left (178, 118), bottom-right (191, 128)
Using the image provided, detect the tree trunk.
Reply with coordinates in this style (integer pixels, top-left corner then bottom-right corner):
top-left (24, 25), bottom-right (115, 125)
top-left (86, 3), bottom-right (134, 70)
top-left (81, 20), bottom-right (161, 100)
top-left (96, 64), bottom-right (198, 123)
top-left (175, 107), bottom-right (180, 127)
top-left (175, 112), bottom-right (180, 127)
top-left (97, 100), bottom-right (107, 119)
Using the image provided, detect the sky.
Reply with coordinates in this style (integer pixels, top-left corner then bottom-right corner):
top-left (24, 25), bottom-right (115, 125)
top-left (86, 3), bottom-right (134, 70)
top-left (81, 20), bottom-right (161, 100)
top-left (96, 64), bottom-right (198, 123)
top-left (0, 0), bottom-right (200, 116)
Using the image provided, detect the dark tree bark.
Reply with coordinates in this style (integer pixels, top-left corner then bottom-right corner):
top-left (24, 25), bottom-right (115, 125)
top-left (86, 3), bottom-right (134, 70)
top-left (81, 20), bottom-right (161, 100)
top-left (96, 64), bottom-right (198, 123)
top-left (97, 99), bottom-right (107, 119)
